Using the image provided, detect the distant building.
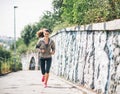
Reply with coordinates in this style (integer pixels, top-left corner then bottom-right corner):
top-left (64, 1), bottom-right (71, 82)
top-left (0, 36), bottom-right (14, 50)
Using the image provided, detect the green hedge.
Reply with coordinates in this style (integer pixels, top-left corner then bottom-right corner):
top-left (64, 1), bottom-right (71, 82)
top-left (0, 59), bottom-right (22, 75)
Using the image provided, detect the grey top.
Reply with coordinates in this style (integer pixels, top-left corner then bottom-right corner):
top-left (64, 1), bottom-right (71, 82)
top-left (36, 38), bottom-right (55, 58)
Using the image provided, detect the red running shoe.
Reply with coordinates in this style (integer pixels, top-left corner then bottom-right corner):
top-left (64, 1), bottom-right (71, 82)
top-left (42, 76), bottom-right (45, 82)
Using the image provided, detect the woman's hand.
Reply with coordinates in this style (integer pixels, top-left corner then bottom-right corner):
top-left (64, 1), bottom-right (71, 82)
top-left (50, 51), bottom-right (55, 55)
top-left (40, 49), bottom-right (45, 53)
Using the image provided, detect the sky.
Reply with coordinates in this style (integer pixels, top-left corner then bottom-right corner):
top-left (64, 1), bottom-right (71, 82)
top-left (0, 0), bottom-right (53, 38)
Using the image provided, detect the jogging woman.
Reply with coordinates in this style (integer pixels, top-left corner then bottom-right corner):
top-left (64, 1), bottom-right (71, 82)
top-left (36, 28), bottom-right (55, 87)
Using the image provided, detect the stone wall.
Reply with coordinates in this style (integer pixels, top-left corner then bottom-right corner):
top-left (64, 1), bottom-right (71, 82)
top-left (21, 51), bottom-right (39, 70)
top-left (51, 19), bottom-right (120, 94)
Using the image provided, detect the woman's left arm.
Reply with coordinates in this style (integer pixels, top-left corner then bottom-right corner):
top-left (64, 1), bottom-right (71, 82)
top-left (50, 40), bottom-right (55, 55)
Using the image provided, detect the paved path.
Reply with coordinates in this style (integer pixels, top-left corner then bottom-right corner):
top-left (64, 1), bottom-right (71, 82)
top-left (0, 71), bottom-right (96, 94)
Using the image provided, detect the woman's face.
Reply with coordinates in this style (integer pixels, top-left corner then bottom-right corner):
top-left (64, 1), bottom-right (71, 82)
top-left (44, 31), bottom-right (49, 38)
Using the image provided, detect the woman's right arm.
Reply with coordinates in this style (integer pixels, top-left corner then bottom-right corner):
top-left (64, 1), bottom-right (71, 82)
top-left (36, 39), bottom-right (45, 53)
top-left (35, 39), bottom-right (41, 53)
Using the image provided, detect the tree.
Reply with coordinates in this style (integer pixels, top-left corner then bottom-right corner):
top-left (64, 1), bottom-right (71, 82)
top-left (108, 0), bottom-right (120, 20)
top-left (0, 46), bottom-right (11, 59)
top-left (52, 0), bottom-right (63, 23)
top-left (37, 11), bottom-right (55, 32)
top-left (21, 25), bottom-right (35, 46)
top-left (61, 0), bottom-right (74, 23)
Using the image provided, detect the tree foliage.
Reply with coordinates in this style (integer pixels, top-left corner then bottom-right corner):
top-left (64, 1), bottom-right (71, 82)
top-left (52, 0), bottom-right (63, 22)
top-left (16, 38), bottom-right (28, 54)
top-left (53, 0), bottom-right (120, 25)
top-left (0, 46), bottom-right (11, 59)
top-left (16, 0), bottom-right (120, 55)
top-left (21, 24), bottom-right (38, 46)
top-left (36, 11), bottom-right (55, 32)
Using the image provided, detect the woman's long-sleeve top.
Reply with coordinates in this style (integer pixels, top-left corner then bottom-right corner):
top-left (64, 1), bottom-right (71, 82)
top-left (36, 38), bottom-right (55, 58)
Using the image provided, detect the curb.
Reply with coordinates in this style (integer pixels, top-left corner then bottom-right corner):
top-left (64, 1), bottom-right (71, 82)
top-left (0, 71), bottom-right (12, 76)
top-left (52, 74), bottom-right (97, 94)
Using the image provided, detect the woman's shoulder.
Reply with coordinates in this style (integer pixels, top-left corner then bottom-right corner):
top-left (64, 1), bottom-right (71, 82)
top-left (49, 38), bottom-right (55, 44)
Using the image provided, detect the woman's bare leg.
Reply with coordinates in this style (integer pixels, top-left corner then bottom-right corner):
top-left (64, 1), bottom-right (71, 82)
top-left (44, 73), bottom-right (49, 87)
